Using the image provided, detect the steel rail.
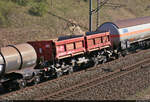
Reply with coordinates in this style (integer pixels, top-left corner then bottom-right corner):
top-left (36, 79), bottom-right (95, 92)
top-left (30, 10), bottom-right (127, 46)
top-left (0, 48), bottom-right (149, 100)
top-left (38, 57), bottom-right (150, 100)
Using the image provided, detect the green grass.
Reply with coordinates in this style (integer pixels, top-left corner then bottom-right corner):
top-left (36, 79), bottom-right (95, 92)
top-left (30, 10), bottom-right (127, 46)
top-left (0, 1), bottom-right (17, 27)
top-left (0, 0), bottom-right (150, 41)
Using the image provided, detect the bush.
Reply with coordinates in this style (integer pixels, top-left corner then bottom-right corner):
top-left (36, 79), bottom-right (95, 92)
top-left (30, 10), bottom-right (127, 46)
top-left (29, 1), bottom-right (48, 16)
top-left (0, 1), bottom-right (13, 27)
top-left (11, 0), bottom-right (28, 6)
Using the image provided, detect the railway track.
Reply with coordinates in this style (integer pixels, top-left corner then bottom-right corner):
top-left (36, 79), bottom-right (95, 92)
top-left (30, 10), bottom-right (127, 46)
top-left (0, 51), bottom-right (127, 98)
top-left (0, 48), bottom-right (150, 100)
top-left (0, 61), bottom-right (107, 100)
top-left (37, 57), bottom-right (150, 100)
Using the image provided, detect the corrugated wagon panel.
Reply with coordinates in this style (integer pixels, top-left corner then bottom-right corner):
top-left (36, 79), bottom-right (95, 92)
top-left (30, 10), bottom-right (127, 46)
top-left (76, 41), bottom-right (83, 49)
top-left (86, 32), bottom-right (111, 51)
top-left (95, 38), bottom-right (101, 44)
top-left (55, 37), bottom-right (86, 59)
top-left (87, 39), bottom-right (94, 47)
top-left (66, 43), bottom-right (74, 50)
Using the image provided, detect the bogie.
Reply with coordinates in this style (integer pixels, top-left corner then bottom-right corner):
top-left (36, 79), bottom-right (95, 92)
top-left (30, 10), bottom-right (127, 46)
top-left (1, 16), bottom-right (150, 91)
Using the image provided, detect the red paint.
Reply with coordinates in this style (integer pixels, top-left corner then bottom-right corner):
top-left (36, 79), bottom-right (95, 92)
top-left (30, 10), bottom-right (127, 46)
top-left (55, 37), bottom-right (86, 59)
top-left (28, 32), bottom-right (112, 61)
top-left (85, 32), bottom-right (111, 51)
top-left (28, 40), bottom-right (54, 61)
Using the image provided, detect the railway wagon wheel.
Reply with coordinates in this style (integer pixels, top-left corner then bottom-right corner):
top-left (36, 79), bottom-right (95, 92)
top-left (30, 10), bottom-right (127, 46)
top-left (92, 57), bottom-right (99, 67)
top-left (2, 82), bottom-right (13, 92)
top-left (56, 71), bottom-right (63, 78)
top-left (121, 50), bottom-right (127, 57)
top-left (114, 53), bottom-right (121, 59)
top-left (18, 79), bottom-right (27, 89)
top-left (102, 56), bottom-right (107, 63)
top-left (34, 76), bottom-right (41, 84)
top-left (68, 66), bottom-right (74, 74)
top-left (94, 58), bottom-right (99, 67)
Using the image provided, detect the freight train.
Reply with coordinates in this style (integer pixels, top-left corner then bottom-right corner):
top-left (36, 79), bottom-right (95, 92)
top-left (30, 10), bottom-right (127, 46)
top-left (0, 16), bottom-right (150, 90)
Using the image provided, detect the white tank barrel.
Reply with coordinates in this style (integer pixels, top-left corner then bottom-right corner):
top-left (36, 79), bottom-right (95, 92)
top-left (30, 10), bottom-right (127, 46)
top-left (0, 43), bottom-right (37, 76)
top-left (97, 16), bottom-right (150, 49)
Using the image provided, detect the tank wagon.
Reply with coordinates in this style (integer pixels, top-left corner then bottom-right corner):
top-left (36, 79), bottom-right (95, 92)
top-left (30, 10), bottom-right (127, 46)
top-left (0, 32), bottom-right (112, 90)
top-left (0, 16), bottom-right (150, 90)
top-left (97, 16), bottom-right (150, 55)
top-left (0, 43), bottom-right (37, 89)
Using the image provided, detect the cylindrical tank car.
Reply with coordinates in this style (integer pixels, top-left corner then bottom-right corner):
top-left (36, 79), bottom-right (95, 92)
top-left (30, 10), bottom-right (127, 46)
top-left (97, 16), bottom-right (150, 50)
